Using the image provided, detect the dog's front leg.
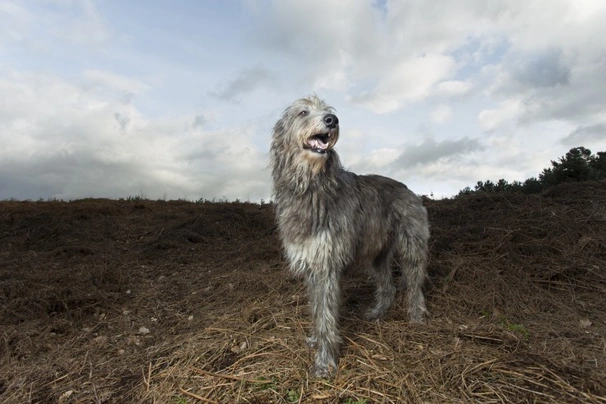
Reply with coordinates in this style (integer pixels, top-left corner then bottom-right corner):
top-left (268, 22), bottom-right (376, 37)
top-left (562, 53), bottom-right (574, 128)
top-left (305, 268), bottom-right (342, 378)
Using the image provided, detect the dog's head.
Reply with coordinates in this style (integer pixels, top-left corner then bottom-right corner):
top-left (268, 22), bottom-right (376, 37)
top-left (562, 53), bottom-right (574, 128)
top-left (273, 95), bottom-right (340, 159)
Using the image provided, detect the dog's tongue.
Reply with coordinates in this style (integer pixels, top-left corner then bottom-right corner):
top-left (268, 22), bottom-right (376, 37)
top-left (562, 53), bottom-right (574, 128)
top-left (308, 137), bottom-right (328, 151)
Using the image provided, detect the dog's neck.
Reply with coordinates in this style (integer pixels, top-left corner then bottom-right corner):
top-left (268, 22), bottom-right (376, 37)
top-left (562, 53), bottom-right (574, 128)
top-left (270, 148), bottom-right (342, 199)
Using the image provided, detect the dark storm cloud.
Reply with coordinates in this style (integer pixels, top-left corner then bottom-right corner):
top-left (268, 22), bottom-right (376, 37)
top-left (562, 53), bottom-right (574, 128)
top-left (561, 123), bottom-right (606, 146)
top-left (392, 137), bottom-right (483, 169)
top-left (210, 67), bottom-right (276, 102)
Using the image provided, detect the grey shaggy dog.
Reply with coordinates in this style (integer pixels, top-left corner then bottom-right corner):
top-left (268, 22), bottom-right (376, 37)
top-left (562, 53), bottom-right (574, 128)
top-left (270, 95), bottom-right (430, 378)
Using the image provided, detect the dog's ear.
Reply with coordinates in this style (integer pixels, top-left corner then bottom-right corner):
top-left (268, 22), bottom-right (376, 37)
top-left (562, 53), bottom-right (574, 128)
top-left (272, 117), bottom-right (286, 138)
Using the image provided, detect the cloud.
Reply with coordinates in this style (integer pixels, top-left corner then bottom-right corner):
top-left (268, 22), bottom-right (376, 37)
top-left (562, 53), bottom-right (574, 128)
top-left (349, 54), bottom-right (456, 113)
top-left (475, 3), bottom-right (606, 130)
top-left (82, 69), bottom-right (150, 98)
top-left (478, 99), bottom-right (521, 131)
top-left (561, 123), bottom-right (606, 146)
top-left (0, 1), bottom-right (32, 44)
top-left (193, 115), bottom-right (206, 128)
top-left (4, 1), bottom-right (606, 202)
top-left (510, 48), bottom-right (570, 89)
top-left (482, 54), bottom-right (606, 129)
top-left (247, 0), bottom-right (380, 65)
top-left (484, 47), bottom-right (572, 102)
top-left (245, 1), bottom-right (388, 96)
top-left (210, 67), bottom-right (276, 102)
top-left (430, 104), bottom-right (453, 124)
top-left (248, 0), bottom-right (606, 127)
top-left (0, 0), bottom-right (110, 48)
top-left (58, 0), bottom-right (109, 46)
top-left (392, 137), bottom-right (484, 169)
top-left (241, 2), bottom-right (518, 113)
top-left (433, 80), bottom-right (472, 97)
top-left (0, 69), bottom-right (270, 201)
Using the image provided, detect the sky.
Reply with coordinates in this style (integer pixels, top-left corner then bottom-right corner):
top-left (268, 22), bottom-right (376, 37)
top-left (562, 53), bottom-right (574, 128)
top-left (1, 0), bottom-right (605, 201)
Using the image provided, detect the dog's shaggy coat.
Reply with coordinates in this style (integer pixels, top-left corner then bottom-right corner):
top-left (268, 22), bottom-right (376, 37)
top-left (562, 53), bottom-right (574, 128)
top-left (270, 95), bottom-right (430, 377)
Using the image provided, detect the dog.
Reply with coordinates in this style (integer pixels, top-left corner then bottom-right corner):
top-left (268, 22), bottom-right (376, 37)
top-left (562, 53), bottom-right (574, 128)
top-left (269, 95), bottom-right (430, 377)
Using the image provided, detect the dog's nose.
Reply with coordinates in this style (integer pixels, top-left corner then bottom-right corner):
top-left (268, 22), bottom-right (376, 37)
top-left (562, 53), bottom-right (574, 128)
top-left (323, 114), bottom-right (339, 129)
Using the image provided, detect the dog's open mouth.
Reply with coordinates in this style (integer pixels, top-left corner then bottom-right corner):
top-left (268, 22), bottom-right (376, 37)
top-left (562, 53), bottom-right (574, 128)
top-left (306, 133), bottom-right (331, 154)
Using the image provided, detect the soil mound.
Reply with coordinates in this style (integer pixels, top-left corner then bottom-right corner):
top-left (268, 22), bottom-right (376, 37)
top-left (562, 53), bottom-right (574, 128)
top-left (1, 183), bottom-right (604, 403)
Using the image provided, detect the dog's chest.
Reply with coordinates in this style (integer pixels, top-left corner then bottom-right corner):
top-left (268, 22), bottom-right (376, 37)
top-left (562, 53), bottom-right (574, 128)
top-left (283, 230), bottom-right (335, 275)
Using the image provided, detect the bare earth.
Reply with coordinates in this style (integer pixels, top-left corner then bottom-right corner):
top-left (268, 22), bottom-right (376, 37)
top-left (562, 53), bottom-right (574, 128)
top-left (1, 181), bottom-right (605, 403)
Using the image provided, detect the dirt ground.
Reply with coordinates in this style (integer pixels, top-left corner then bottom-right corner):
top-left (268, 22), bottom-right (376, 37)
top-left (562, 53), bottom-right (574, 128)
top-left (1, 181), bottom-right (605, 404)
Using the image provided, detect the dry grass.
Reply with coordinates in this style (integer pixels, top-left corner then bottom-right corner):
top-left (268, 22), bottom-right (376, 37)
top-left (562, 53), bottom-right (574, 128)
top-left (1, 181), bottom-right (605, 403)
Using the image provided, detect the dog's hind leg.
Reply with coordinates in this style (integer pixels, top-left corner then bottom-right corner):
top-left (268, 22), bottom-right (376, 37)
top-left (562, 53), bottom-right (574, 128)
top-left (365, 247), bottom-right (396, 321)
top-left (400, 233), bottom-right (429, 323)
top-left (305, 269), bottom-right (342, 378)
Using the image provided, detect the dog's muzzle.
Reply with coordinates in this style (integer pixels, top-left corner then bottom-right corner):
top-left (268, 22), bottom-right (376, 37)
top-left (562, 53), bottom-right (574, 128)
top-left (306, 113), bottom-right (339, 154)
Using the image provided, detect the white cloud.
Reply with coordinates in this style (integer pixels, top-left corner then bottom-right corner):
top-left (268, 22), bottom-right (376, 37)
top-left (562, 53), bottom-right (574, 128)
top-left (0, 1), bottom-right (32, 43)
top-left (0, 69), bottom-right (269, 201)
top-left (81, 70), bottom-right (150, 98)
top-left (349, 147), bottom-right (401, 174)
top-left (434, 81), bottom-right (472, 97)
top-left (350, 54), bottom-right (456, 113)
top-left (0, 0), bottom-right (110, 49)
top-left (478, 99), bottom-right (521, 131)
top-left (430, 104), bottom-right (453, 124)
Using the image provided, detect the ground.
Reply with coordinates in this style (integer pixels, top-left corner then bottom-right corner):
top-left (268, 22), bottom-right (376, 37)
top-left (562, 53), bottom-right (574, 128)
top-left (1, 181), bottom-right (605, 404)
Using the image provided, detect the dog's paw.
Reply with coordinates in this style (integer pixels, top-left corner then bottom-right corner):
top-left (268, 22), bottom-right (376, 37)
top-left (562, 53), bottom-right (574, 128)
top-left (409, 310), bottom-right (428, 324)
top-left (364, 308), bottom-right (386, 322)
top-left (311, 355), bottom-right (337, 379)
top-left (311, 363), bottom-right (333, 379)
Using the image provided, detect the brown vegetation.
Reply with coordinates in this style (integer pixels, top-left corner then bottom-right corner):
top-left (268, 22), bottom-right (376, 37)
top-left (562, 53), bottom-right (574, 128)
top-left (1, 181), bottom-right (605, 403)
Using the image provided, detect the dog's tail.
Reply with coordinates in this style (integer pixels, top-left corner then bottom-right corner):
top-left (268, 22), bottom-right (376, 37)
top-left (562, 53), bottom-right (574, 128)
top-left (397, 202), bottom-right (430, 323)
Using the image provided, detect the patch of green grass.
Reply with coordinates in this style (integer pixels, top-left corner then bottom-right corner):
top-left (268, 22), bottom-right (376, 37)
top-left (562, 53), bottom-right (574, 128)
top-left (505, 322), bottom-right (530, 339)
top-left (285, 389), bottom-right (300, 402)
top-left (126, 192), bottom-right (148, 201)
top-left (341, 398), bottom-right (368, 404)
top-left (495, 315), bottom-right (530, 339)
top-left (174, 397), bottom-right (187, 404)
top-left (251, 376), bottom-right (277, 391)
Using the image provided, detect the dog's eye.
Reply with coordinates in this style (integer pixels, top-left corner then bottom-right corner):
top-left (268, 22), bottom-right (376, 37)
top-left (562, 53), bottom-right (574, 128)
top-left (299, 110), bottom-right (309, 117)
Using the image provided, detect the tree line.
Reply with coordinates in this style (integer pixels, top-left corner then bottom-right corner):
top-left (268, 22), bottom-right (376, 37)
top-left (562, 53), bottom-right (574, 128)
top-left (458, 146), bottom-right (606, 196)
